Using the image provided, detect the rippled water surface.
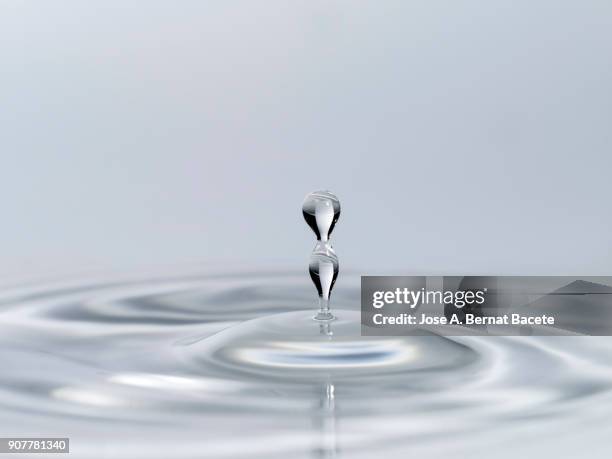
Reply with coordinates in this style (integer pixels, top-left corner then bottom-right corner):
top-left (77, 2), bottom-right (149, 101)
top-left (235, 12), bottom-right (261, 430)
top-left (1, 269), bottom-right (612, 458)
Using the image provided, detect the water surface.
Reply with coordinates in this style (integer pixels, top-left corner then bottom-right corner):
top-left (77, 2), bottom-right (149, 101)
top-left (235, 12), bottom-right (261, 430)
top-left (1, 269), bottom-right (611, 458)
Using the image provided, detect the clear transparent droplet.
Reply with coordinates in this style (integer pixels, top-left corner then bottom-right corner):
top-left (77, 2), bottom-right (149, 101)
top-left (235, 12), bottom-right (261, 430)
top-left (309, 250), bottom-right (339, 321)
top-left (302, 191), bottom-right (341, 243)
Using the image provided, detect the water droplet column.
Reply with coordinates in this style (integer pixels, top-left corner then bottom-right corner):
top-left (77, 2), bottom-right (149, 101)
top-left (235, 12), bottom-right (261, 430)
top-left (302, 191), bottom-right (340, 321)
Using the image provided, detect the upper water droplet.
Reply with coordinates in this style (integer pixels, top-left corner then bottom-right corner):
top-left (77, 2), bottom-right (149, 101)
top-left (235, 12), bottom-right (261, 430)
top-left (302, 191), bottom-right (341, 242)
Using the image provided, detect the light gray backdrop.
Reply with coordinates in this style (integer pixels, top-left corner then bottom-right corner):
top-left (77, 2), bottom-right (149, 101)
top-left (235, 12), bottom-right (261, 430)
top-left (1, 1), bottom-right (610, 277)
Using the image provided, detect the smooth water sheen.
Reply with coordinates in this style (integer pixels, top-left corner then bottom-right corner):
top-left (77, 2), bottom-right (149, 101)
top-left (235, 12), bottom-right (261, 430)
top-left (1, 269), bottom-right (612, 458)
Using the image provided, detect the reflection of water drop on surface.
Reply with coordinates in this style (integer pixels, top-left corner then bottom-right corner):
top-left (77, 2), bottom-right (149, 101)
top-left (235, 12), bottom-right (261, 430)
top-left (313, 382), bottom-right (337, 459)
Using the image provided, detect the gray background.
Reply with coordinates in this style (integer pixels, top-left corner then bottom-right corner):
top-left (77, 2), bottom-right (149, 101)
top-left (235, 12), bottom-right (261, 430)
top-left (1, 1), bottom-right (611, 277)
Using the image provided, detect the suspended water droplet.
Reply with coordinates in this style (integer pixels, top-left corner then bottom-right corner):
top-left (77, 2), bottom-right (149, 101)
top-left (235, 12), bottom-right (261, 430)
top-left (302, 191), bottom-right (340, 243)
top-left (303, 190), bottom-right (341, 321)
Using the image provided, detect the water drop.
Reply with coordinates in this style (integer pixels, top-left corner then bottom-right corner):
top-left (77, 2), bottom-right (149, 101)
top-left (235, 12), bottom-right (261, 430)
top-left (302, 191), bottom-right (340, 244)
top-left (304, 191), bottom-right (341, 321)
top-left (309, 251), bottom-right (339, 321)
